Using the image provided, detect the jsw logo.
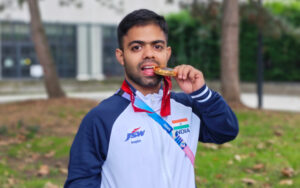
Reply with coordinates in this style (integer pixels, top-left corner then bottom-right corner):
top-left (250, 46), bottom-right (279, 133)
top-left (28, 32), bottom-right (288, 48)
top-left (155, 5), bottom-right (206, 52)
top-left (125, 127), bottom-right (145, 142)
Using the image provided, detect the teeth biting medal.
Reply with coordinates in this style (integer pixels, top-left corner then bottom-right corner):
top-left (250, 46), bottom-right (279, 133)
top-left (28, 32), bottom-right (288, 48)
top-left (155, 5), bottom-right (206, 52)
top-left (153, 66), bottom-right (177, 77)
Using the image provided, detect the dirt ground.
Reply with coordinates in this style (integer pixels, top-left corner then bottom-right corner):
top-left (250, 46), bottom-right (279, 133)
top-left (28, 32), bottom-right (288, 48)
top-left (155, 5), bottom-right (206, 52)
top-left (0, 98), bottom-right (98, 137)
top-left (0, 98), bottom-right (99, 186)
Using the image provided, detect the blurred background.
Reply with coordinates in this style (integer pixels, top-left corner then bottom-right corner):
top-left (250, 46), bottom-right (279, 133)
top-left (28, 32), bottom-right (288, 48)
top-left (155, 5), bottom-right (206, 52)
top-left (0, 0), bottom-right (299, 187)
top-left (0, 0), bottom-right (299, 111)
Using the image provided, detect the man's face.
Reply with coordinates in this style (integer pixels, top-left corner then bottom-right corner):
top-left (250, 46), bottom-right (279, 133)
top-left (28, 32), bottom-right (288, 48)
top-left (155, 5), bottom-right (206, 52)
top-left (116, 24), bottom-right (171, 90)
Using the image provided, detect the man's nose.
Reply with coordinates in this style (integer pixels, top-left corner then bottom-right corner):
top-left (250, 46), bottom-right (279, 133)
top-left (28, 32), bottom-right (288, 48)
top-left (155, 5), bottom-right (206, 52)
top-left (142, 45), bottom-right (155, 59)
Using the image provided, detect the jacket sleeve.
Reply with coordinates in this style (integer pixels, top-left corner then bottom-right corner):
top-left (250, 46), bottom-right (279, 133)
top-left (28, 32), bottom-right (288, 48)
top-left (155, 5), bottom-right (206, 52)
top-left (189, 84), bottom-right (239, 144)
top-left (64, 111), bottom-right (109, 188)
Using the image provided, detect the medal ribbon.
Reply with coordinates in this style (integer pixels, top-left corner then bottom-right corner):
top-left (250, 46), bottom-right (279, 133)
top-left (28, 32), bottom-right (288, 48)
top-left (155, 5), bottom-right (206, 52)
top-left (118, 78), bottom-right (195, 166)
top-left (121, 77), bottom-right (171, 117)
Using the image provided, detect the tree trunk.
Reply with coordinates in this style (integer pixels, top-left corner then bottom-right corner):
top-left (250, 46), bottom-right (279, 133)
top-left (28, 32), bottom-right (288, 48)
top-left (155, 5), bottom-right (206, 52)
top-left (27, 0), bottom-right (65, 98)
top-left (220, 0), bottom-right (242, 107)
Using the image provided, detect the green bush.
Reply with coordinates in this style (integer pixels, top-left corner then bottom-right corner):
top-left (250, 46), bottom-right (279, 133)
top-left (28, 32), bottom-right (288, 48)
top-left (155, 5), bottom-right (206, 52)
top-left (265, 1), bottom-right (300, 26)
top-left (166, 2), bottom-right (300, 81)
top-left (167, 11), bottom-right (220, 79)
top-left (0, 125), bottom-right (8, 136)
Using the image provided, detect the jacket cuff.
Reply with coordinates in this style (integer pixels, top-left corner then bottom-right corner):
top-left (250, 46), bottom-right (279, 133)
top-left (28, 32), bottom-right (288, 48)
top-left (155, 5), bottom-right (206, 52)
top-left (189, 84), bottom-right (212, 103)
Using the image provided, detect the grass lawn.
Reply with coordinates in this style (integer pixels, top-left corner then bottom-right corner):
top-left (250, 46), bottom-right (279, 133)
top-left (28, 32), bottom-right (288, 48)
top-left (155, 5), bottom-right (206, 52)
top-left (195, 109), bottom-right (300, 187)
top-left (0, 98), bottom-right (299, 188)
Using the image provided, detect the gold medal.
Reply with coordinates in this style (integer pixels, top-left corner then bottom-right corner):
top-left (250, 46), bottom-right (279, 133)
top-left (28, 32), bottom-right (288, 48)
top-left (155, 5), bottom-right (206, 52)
top-left (153, 67), bottom-right (177, 77)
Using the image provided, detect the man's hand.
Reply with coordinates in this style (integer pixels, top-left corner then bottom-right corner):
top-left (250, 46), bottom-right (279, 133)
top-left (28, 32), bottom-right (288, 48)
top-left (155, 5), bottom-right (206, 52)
top-left (173, 65), bottom-right (205, 94)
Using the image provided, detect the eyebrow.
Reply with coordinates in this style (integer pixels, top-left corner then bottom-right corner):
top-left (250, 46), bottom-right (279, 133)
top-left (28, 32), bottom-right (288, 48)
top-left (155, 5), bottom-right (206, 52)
top-left (128, 40), bottom-right (166, 47)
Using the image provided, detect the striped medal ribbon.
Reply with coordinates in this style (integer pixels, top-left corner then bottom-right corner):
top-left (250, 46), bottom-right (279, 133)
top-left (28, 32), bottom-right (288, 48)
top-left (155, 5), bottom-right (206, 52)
top-left (117, 80), bottom-right (195, 166)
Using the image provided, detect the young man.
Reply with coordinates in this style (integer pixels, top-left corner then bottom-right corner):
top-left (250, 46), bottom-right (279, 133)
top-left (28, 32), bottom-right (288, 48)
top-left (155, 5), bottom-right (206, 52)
top-left (65, 9), bottom-right (238, 188)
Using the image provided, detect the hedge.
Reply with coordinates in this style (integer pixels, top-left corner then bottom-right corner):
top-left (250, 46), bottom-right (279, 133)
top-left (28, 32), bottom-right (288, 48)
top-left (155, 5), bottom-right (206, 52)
top-left (166, 2), bottom-right (300, 81)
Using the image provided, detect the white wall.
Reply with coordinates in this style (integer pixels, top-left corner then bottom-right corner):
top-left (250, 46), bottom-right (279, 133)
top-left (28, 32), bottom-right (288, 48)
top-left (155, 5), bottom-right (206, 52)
top-left (76, 24), bottom-right (105, 80)
top-left (0, 0), bottom-right (181, 24)
top-left (0, 0), bottom-right (181, 80)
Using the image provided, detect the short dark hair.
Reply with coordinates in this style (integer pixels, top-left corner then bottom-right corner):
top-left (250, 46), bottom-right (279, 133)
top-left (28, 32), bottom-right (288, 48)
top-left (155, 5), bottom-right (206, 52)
top-left (117, 9), bottom-right (168, 49)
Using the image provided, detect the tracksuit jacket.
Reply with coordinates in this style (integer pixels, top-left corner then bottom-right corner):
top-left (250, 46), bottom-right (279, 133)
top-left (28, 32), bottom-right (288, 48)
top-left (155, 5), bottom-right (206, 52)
top-left (65, 81), bottom-right (239, 188)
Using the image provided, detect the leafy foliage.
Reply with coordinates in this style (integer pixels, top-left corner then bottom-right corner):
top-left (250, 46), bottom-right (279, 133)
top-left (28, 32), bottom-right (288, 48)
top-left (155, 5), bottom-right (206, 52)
top-left (167, 10), bottom-right (220, 80)
top-left (166, 1), bottom-right (300, 81)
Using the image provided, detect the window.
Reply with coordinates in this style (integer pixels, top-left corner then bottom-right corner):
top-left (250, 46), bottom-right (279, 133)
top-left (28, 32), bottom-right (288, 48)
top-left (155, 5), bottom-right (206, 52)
top-left (0, 21), bottom-right (77, 78)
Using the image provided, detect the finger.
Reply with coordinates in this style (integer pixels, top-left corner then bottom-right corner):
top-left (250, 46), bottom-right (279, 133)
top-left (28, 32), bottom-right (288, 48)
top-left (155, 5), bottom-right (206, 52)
top-left (183, 65), bottom-right (196, 80)
top-left (196, 70), bottom-right (204, 80)
top-left (173, 65), bottom-right (179, 72)
top-left (175, 65), bottom-right (186, 80)
top-left (173, 66), bottom-right (179, 77)
top-left (189, 68), bottom-right (196, 82)
top-left (182, 65), bottom-right (193, 80)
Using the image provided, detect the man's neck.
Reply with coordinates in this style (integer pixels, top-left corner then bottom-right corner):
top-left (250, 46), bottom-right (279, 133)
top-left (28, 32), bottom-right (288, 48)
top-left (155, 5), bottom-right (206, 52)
top-left (125, 79), bottom-right (161, 96)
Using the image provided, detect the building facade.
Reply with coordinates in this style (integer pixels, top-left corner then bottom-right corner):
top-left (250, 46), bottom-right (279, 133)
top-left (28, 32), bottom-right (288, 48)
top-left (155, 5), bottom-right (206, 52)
top-left (0, 0), bottom-right (181, 80)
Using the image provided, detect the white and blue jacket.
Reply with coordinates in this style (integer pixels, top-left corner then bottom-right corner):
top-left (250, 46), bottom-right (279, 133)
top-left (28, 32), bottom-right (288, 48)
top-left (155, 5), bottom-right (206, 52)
top-left (65, 83), bottom-right (239, 188)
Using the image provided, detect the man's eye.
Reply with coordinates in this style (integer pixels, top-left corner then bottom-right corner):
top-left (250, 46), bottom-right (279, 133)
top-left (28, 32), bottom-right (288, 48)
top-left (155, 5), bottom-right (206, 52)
top-left (131, 45), bottom-right (141, 51)
top-left (154, 45), bottom-right (163, 50)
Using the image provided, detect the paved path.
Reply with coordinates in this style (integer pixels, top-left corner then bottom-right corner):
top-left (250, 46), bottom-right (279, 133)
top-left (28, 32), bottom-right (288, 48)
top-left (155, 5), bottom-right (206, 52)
top-left (241, 93), bottom-right (300, 112)
top-left (0, 92), bottom-right (299, 112)
top-left (0, 91), bottom-right (114, 103)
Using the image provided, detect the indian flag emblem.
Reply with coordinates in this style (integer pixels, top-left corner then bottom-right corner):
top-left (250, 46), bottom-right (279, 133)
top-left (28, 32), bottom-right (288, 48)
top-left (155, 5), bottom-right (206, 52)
top-left (172, 118), bottom-right (189, 130)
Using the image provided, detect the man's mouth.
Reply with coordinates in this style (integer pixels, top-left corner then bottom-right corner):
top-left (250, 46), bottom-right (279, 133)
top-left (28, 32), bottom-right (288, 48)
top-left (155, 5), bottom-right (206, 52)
top-left (141, 65), bottom-right (156, 76)
top-left (141, 66), bottom-right (155, 71)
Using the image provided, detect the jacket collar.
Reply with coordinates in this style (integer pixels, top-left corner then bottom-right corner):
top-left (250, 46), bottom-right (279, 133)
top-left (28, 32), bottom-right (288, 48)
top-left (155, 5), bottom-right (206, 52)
top-left (120, 77), bottom-right (171, 117)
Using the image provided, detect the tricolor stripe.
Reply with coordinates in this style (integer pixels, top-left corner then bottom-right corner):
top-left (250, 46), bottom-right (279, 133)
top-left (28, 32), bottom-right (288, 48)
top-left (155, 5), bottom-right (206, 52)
top-left (172, 118), bottom-right (189, 130)
top-left (172, 118), bottom-right (188, 124)
top-left (173, 124), bottom-right (189, 130)
top-left (132, 127), bottom-right (140, 133)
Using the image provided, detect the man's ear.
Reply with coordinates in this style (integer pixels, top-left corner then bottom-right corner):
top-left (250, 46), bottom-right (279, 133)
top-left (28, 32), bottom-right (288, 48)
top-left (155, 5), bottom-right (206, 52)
top-left (115, 48), bottom-right (124, 66)
top-left (166, 46), bottom-right (172, 61)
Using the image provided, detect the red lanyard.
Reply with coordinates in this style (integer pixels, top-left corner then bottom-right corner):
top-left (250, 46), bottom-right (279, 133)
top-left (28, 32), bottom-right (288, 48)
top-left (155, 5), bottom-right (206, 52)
top-left (118, 78), bottom-right (195, 166)
top-left (120, 77), bottom-right (172, 117)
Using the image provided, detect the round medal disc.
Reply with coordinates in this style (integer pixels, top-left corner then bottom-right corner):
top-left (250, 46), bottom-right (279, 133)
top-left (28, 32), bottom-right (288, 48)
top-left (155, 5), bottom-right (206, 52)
top-left (154, 67), bottom-right (177, 77)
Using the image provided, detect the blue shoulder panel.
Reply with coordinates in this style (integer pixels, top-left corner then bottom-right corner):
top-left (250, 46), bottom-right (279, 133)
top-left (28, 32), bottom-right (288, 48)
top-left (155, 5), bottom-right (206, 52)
top-left (171, 89), bottom-right (239, 145)
top-left (64, 94), bottom-right (130, 188)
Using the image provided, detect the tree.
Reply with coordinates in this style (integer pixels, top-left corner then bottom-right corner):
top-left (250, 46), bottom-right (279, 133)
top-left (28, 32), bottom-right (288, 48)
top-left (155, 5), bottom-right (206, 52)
top-left (1, 0), bottom-right (125, 98)
top-left (220, 0), bottom-right (242, 107)
top-left (28, 0), bottom-right (124, 98)
top-left (27, 0), bottom-right (65, 98)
